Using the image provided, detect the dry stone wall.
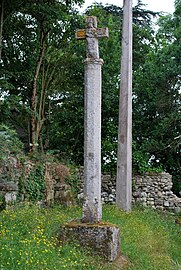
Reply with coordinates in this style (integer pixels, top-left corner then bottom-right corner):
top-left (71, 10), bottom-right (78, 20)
top-left (0, 168), bottom-right (180, 213)
top-left (132, 173), bottom-right (181, 212)
top-left (0, 181), bottom-right (18, 209)
top-left (0, 163), bottom-right (74, 209)
top-left (78, 170), bottom-right (181, 213)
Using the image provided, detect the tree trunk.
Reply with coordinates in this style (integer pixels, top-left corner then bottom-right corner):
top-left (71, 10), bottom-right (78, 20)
top-left (0, 0), bottom-right (4, 60)
top-left (29, 32), bottom-right (46, 152)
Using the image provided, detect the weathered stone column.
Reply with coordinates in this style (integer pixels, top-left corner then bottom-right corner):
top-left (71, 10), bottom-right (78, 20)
top-left (76, 16), bottom-right (108, 223)
top-left (61, 17), bottom-right (121, 263)
top-left (83, 58), bottom-right (103, 223)
top-left (116, 0), bottom-right (133, 211)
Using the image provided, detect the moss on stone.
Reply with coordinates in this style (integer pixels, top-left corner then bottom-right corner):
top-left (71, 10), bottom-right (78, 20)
top-left (64, 220), bottom-right (118, 228)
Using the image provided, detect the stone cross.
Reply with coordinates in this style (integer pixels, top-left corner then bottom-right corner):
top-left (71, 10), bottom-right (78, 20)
top-left (76, 17), bottom-right (108, 223)
top-left (116, 0), bottom-right (132, 211)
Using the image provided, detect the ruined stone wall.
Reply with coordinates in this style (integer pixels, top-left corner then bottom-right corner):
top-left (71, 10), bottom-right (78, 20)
top-left (1, 169), bottom-right (180, 213)
top-left (78, 171), bottom-right (181, 213)
top-left (132, 173), bottom-right (181, 212)
top-left (0, 181), bottom-right (18, 209)
top-left (0, 163), bottom-right (74, 209)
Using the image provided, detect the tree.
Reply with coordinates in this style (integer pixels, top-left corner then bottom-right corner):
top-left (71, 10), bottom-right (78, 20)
top-left (0, 0), bottom-right (83, 151)
top-left (132, 0), bottom-right (181, 194)
top-left (43, 2), bottom-right (159, 168)
top-left (0, 0), bottom-right (4, 60)
top-left (82, 2), bottom-right (158, 172)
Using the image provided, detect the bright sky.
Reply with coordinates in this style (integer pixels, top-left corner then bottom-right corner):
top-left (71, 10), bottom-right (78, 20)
top-left (80, 0), bottom-right (175, 13)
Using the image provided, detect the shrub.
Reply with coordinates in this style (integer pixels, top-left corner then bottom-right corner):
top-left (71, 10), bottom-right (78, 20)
top-left (0, 124), bottom-right (24, 182)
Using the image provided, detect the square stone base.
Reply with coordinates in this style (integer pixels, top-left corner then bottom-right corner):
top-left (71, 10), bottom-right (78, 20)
top-left (62, 221), bottom-right (120, 261)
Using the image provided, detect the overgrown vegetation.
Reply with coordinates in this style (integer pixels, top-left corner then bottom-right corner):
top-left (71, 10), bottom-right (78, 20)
top-left (24, 163), bottom-right (45, 202)
top-left (0, 124), bottom-right (24, 183)
top-left (0, 204), bottom-right (180, 270)
top-left (0, 125), bottom-right (78, 205)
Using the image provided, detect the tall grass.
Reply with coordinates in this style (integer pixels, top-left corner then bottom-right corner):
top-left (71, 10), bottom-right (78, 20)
top-left (103, 205), bottom-right (181, 270)
top-left (0, 204), bottom-right (180, 270)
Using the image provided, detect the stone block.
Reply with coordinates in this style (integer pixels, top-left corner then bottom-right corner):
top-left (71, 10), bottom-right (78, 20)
top-left (140, 197), bottom-right (147, 202)
top-left (168, 200), bottom-right (174, 207)
top-left (132, 191), bottom-right (140, 198)
top-left (109, 194), bottom-right (116, 202)
top-left (111, 188), bottom-right (116, 194)
top-left (102, 192), bottom-right (108, 197)
top-left (174, 207), bottom-right (181, 213)
top-left (148, 197), bottom-right (154, 201)
top-left (62, 222), bottom-right (120, 261)
top-left (5, 192), bottom-right (17, 203)
top-left (163, 200), bottom-right (169, 207)
top-left (140, 192), bottom-right (147, 198)
top-left (166, 191), bottom-right (173, 196)
top-left (163, 186), bottom-right (170, 191)
top-left (54, 183), bottom-right (75, 206)
top-left (157, 191), bottom-right (163, 197)
top-left (156, 206), bottom-right (164, 211)
top-left (155, 199), bottom-right (163, 206)
top-left (147, 201), bottom-right (155, 205)
top-left (77, 192), bottom-right (84, 200)
top-left (0, 181), bottom-right (18, 191)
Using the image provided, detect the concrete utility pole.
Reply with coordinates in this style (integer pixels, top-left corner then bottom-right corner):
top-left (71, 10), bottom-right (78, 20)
top-left (116, 0), bottom-right (133, 211)
top-left (76, 17), bottom-right (108, 223)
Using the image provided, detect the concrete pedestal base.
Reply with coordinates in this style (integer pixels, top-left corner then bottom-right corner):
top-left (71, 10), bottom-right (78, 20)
top-left (62, 222), bottom-right (120, 261)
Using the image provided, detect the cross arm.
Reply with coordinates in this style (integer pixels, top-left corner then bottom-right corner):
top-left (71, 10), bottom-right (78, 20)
top-left (76, 28), bottom-right (109, 40)
top-left (96, 28), bottom-right (109, 38)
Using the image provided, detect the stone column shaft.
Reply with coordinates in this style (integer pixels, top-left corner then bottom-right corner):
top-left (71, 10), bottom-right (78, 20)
top-left (82, 58), bottom-right (103, 223)
top-left (116, 0), bottom-right (132, 211)
top-left (76, 16), bottom-right (108, 223)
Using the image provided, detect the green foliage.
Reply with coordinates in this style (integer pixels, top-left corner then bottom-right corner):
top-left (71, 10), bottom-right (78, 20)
top-left (0, 125), bottom-right (46, 203)
top-left (0, 195), bottom-right (6, 211)
top-left (0, 124), bottom-right (24, 182)
top-left (65, 165), bottom-right (81, 197)
top-left (0, 124), bottom-right (23, 158)
top-left (24, 163), bottom-right (45, 202)
top-left (1, 0), bottom-right (84, 151)
top-left (133, 150), bottom-right (150, 174)
top-left (132, 143), bottom-right (163, 175)
top-left (0, 95), bottom-right (29, 145)
top-left (133, 3), bottom-right (181, 194)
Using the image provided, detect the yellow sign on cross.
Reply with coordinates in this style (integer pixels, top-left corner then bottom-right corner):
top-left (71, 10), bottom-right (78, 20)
top-left (75, 29), bottom-right (86, 39)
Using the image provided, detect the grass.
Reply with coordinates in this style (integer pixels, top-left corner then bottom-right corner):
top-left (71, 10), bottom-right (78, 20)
top-left (0, 204), bottom-right (180, 270)
top-left (103, 205), bottom-right (181, 270)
